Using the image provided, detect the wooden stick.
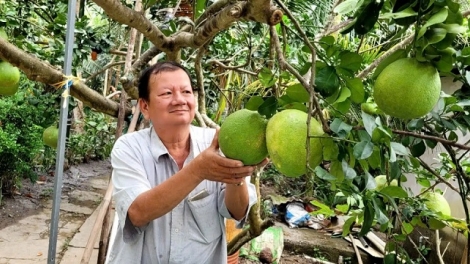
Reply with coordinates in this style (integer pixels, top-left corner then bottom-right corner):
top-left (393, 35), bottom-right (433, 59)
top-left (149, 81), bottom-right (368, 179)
top-left (349, 234), bottom-right (363, 264)
top-left (80, 183), bottom-right (114, 264)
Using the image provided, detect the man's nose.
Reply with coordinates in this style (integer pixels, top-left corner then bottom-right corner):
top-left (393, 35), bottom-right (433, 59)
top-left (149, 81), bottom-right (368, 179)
top-left (172, 92), bottom-right (186, 104)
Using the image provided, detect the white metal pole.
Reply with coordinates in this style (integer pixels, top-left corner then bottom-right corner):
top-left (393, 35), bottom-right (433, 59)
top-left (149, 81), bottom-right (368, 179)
top-left (47, 0), bottom-right (77, 262)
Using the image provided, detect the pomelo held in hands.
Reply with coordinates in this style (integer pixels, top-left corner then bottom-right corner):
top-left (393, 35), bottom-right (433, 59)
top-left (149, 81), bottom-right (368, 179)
top-left (219, 109), bottom-right (268, 165)
top-left (373, 58), bottom-right (441, 119)
top-left (266, 109), bottom-right (324, 178)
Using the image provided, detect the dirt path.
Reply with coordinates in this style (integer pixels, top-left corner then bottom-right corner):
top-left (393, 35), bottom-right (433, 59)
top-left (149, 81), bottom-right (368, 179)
top-left (0, 159), bottom-right (112, 230)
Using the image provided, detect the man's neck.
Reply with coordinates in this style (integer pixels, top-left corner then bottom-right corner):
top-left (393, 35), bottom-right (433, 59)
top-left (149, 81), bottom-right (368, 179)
top-left (154, 125), bottom-right (191, 152)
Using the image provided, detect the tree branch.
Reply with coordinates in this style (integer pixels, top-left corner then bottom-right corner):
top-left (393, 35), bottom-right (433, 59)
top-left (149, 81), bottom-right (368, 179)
top-left (269, 26), bottom-right (330, 133)
top-left (356, 35), bottom-right (413, 79)
top-left (391, 129), bottom-right (470, 150)
top-left (85, 61), bottom-right (126, 83)
top-left (195, 46), bottom-right (207, 115)
top-left (418, 159), bottom-right (470, 202)
top-left (0, 38), bottom-right (128, 117)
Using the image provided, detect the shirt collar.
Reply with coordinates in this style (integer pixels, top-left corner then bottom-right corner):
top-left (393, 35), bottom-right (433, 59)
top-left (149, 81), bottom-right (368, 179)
top-left (149, 125), bottom-right (196, 163)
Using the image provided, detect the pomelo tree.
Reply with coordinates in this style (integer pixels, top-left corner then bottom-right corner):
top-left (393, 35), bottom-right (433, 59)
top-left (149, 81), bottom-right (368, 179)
top-left (1, 0), bottom-right (470, 262)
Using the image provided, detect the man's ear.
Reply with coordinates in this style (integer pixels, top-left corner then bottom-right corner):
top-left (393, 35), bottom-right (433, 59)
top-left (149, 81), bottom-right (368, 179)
top-left (139, 99), bottom-right (150, 120)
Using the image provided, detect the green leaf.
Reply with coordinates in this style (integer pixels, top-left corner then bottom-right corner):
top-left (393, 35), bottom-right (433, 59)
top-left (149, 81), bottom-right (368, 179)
top-left (372, 198), bottom-right (389, 225)
top-left (359, 203), bottom-right (374, 236)
top-left (342, 215), bottom-right (357, 237)
top-left (410, 140), bottom-right (426, 157)
top-left (258, 97), bottom-right (277, 118)
top-left (314, 166), bottom-right (337, 181)
top-left (342, 159), bottom-right (357, 180)
top-left (365, 172), bottom-right (377, 190)
top-left (335, 204), bottom-right (349, 214)
top-left (310, 200), bottom-right (336, 217)
top-left (322, 138), bottom-right (339, 161)
top-left (339, 51), bottom-right (363, 72)
top-left (194, 0), bottom-right (207, 19)
top-left (330, 160), bottom-right (345, 181)
top-left (330, 118), bottom-right (352, 138)
top-left (353, 140), bottom-right (374, 160)
top-left (380, 186), bottom-right (408, 198)
top-left (424, 27), bottom-right (447, 44)
top-left (384, 254), bottom-right (398, 264)
top-left (367, 147), bottom-right (382, 169)
top-left (381, 7), bottom-right (417, 19)
top-left (245, 96), bottom-right (264, 111)
top-left (346, 78), bottom-right (365, 104)
top-left (418, 178), bottom-right (431, 188)
top-left (418, 8), bottom-right (448, 39)
top-left (354, 0), bottom-right (384, 35)
top-left (334, 87), bottom-right (351, 104)
top-left (438, 23), bottom-right (467, 34)
top-left (334, 0), bottom-right (360, 15)
top-left (402, 222), bottom-right (414, 235)
top-left (428, 217), bottom-right (447, 230)
top-left (361, 111), bottom-right (377, 137)
top-left (391, 142), bottom-right (408, 156)
top-left (258, 67), bottom-right (276, 88)
top-left (286, 83), bottom-right (309, 103)
top-left (336, 100), bottom-right (352, 115)
top-left (407, 119), bottom-right (424, 130)
top-left (315, 66), bottom-right (340, 97)
top-left (283, 102), bottom-right (308, 112)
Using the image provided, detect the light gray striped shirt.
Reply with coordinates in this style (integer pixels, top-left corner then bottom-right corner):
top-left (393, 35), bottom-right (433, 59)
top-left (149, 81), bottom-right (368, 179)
top-left (106, 125), bottom-right (256, 264)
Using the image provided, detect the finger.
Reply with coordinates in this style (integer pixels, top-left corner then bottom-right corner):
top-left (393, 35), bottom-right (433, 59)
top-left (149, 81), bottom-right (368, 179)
top-left (209, 129), bottom-right (220, 150)
top-left (214, 155), bottom-right (244, 168)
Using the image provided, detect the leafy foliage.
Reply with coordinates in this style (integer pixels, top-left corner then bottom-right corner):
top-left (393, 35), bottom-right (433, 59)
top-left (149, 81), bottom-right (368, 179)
top-left (0, 79), bottom-right (58, 198)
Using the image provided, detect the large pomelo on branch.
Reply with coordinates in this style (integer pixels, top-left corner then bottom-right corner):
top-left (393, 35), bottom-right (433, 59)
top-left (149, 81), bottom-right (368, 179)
top-left (219, 109), bottom-right (268, 165)
top-left (266, 109), bottom-right (324, 178)
top-left (422, 191), bottom-right (451, 217)
top-left (0, 61), bottom-right (20, 96)
top-left (373, 58), bottom-right (441, 119)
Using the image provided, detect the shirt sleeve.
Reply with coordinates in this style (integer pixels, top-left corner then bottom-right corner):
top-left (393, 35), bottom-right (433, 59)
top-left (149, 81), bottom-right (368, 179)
top-left (111, 137), bottom-right (151, 243)
top-left (218, 178), bottom-right (258, 229)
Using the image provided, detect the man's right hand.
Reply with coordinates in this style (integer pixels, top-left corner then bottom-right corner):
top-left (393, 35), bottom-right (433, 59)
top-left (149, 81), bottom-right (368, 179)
top-left (189, 129), bottom-right (255, 185)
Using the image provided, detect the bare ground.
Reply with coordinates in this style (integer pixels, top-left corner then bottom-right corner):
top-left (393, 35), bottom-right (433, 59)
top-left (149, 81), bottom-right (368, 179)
top-left (0, 159), bottom-right (112, 230)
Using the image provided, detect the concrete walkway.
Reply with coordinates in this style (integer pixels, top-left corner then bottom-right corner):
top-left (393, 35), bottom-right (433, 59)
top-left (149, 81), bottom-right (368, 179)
top-left (0, 175), bottom-right (110, 264)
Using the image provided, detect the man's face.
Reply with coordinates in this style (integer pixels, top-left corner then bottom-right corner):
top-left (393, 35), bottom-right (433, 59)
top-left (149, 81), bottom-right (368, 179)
top-left (140, 69), bottom-right (195, 128)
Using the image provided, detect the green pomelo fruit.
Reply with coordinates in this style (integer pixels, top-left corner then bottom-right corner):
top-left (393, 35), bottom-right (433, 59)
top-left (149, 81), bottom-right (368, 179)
top-left (0, 61), bottom-right (20, 95)
top-left (373, 58), bottom-right (441, 119)
top-left (374, 175), bottom-right (398, 191)
top-left (43, 125), bottom-right (59, 149)
top-left (0, 29), bottom-right (7, 40)
top-left (0, 82), bottom-right (19, 96)
top-left (219, 109), bottom-right (268, 165)
top-left (266, 109), bottom-right (324, 178)
top-left (423, 192), bottom-right (451, 217)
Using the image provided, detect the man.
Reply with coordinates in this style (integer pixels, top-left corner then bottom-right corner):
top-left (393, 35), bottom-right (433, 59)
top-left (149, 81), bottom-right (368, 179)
top-left (106, 61), bottom-right (267, 263)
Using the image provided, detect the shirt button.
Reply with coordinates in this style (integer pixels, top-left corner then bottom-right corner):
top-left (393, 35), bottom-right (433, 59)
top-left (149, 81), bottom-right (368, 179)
top-left (175, 229), bottom-right (179, 233)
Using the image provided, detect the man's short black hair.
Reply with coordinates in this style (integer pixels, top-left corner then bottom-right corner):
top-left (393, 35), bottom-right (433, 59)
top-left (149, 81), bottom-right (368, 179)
top-left (138, 61), bottom-right (195, 101)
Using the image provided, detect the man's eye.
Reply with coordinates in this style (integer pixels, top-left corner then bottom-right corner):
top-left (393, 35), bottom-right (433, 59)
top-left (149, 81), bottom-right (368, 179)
top-left (183, 90), bottom-right (192, 94)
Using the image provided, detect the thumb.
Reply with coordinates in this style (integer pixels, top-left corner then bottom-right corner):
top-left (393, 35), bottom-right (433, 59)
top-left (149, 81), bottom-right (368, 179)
top-left (210, 129), bottom-right (220, 150)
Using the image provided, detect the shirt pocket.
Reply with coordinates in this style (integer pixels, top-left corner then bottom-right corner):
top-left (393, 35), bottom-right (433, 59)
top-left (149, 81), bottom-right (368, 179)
top-left (187, 192), bottom-right (222, 243)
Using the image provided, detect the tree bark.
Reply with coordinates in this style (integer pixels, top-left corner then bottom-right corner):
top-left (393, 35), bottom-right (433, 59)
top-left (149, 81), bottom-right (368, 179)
top-left (0, 38), bottom-right (130, 117)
